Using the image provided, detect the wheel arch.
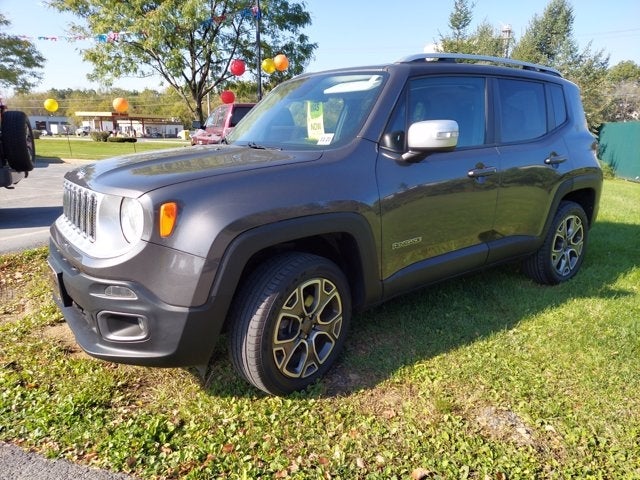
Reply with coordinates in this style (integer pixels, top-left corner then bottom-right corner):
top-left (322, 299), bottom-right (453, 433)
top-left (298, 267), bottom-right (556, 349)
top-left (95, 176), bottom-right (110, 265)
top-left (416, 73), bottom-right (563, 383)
top-left (562, 172), bottom-right (602, 228)
top-left (209, 212), bottom-right (382, 333)
top-left (542, 173), bottom-right (601, 240)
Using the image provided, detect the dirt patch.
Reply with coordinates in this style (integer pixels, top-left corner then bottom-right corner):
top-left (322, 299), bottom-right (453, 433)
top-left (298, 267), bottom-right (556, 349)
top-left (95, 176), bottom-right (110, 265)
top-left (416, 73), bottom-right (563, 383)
top-left (1, 275), bottom-right (40, 325)
top-left (474, 406), bottom-right (536, 447)
top-left (42, 323), bottom-right (89, 359)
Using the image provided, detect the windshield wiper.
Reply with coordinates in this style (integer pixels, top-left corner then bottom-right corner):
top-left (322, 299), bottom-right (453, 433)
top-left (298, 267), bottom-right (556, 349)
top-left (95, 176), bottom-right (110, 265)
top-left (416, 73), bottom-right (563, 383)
top-left (247, 141), bottom-right (281, 151)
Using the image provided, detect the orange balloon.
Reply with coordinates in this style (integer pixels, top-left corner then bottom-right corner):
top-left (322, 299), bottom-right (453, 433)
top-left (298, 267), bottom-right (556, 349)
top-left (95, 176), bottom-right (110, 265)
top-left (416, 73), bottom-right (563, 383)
top-left (113, 97), bottom-right (129, 113)
top-left (274, 54), bottom-right (289, 72)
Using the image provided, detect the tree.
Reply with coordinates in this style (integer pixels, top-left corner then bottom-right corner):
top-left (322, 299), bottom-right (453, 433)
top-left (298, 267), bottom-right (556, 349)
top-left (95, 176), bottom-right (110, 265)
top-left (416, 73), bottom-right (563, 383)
top-left (0, 13), bottom-right (45, 93)
top-left (511, 0), bottom-right (576, 65)
top-left (442, 0), bottom-right (474, 52)
top-left (604, 61), bottom-right (640, 122)
top-left (608, 61), bottom-right (640, 84)
top-left (438, 1), bottom-right (510, 57)
top-left (49, 0), bottom-right (317, 124)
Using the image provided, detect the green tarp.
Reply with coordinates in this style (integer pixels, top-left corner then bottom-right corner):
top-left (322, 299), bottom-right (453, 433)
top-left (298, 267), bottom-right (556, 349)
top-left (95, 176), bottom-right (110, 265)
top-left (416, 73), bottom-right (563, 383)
top-left (598, 122), bottom-right (640, 181)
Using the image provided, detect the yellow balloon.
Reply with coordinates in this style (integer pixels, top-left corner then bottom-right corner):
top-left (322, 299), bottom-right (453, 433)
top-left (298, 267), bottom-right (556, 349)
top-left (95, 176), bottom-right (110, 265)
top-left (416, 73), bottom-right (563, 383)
top-left (44, 98), bottom-right (58, 113)
top-left (261, 58), bottom-right (276, 74)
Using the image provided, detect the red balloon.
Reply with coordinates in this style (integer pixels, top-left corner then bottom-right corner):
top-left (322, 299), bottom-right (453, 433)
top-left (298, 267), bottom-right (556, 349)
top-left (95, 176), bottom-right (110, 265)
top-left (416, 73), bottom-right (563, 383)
top-left (230, 59), bottom-right (246, 76)
top-left (220, 90), bottom-right (235, 104)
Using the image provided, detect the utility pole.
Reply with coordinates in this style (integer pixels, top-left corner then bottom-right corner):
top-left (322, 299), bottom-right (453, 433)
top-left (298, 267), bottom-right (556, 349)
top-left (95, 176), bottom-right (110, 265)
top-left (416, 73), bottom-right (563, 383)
top-left (256, 0), bottom-right (262, 100)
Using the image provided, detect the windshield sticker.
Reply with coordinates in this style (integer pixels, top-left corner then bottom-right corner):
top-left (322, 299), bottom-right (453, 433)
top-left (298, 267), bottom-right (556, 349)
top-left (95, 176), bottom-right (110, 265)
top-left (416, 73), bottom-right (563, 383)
top-left (306, 101), bottom-right (325, 140)
top-left (317, 133), bottom-right (334, 145)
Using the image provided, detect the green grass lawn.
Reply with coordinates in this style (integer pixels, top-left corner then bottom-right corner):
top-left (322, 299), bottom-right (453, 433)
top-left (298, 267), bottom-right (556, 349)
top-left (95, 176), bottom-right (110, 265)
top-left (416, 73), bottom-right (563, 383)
top-left (1, 179), bottom-right (638, 479)
top-left (35, 136), bottom-right (190, 161)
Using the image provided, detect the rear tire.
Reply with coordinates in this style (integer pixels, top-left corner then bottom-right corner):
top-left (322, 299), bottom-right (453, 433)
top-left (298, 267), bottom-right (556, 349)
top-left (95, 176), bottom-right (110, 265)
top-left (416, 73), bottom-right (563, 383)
top-left (229, 252), bottom-right (351, 395)
top-left (2, 110), bottom-right (35, 172)
top-left (523, 201), bottom-right (589, 285)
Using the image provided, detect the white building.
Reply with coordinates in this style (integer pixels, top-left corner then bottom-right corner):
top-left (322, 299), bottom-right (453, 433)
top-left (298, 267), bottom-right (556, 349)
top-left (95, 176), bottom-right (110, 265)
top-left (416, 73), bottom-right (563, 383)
top-left (29, 115), bottom-right (72, 135)
top-left (75, 112), bottom-right (184, 138)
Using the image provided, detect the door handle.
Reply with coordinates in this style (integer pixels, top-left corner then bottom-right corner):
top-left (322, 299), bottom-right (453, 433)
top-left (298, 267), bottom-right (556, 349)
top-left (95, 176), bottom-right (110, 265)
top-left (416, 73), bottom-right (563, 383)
top-left (467, 166), bottom-right (497, 178)
top-left (545, 152), bottom-right (567, 165)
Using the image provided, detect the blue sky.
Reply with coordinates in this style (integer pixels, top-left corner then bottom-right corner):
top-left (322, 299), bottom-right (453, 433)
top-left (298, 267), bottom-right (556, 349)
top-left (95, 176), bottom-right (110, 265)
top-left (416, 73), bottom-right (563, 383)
top-left (2, 0), bottom-right (639, 95)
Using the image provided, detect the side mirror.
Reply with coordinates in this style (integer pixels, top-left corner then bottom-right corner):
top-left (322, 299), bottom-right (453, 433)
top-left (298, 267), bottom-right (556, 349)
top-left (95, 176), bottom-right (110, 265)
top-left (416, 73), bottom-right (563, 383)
top-left (402, 120), bottom-right (459, 161)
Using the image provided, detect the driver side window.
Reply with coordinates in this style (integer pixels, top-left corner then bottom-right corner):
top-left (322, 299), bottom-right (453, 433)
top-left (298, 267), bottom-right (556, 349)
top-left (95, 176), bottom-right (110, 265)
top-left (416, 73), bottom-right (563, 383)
top-left (382, 76), bottom-right (486, 152)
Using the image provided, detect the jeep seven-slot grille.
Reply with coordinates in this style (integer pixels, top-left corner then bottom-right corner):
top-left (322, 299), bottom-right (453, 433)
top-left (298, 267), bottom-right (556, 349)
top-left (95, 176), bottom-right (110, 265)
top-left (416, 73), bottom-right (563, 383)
top-left (62, 182), bottom-right (97, 241)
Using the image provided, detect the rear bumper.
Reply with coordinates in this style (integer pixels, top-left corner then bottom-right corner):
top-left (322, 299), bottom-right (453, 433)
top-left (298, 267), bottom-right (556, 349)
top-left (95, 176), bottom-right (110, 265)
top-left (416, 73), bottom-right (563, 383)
top-left (47, 239), bottom-right (226, 367)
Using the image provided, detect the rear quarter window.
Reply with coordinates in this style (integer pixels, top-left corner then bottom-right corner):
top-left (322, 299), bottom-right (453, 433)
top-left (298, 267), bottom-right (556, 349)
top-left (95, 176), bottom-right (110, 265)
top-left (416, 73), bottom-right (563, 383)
top-left (548, 83), bottom-right (568, 129)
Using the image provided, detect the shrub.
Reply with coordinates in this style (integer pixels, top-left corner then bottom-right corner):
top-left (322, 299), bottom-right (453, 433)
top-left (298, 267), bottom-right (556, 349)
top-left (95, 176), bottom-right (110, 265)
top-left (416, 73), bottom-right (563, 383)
top-left (599, 160), bottom-right (616, 180)
top-left (107, 136), bottom-right (137, 143)
top-left (90, 131), bottom-right (111, 142)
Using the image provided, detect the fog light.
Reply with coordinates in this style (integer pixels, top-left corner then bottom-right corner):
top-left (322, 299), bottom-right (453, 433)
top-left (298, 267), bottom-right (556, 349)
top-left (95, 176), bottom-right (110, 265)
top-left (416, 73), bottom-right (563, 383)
top-left (104, 285), bottom-right (137, 299)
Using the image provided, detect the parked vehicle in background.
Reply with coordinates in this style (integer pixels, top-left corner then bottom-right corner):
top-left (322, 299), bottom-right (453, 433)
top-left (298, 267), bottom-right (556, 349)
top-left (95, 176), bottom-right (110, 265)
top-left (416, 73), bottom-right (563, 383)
top-left (1, 99), bottom-right (35, 189)
top-left (190, 103), bottom-right (255, 145)
top-left (49, 54), bottom-right (602, 395)
top-left (75, 126), bottom-right (91, 136)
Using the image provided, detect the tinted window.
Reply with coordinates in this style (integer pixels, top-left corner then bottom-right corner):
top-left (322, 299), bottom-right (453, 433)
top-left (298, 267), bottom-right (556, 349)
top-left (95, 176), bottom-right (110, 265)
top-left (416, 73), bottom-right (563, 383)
top-left (382, 76), bottom-right (486, 150)
top-left (548, 84), bottom-right (567, 129)
top-left (230, 106), bottom-right (253, 127)
top-left (498, 79), bottom-right (546, 143)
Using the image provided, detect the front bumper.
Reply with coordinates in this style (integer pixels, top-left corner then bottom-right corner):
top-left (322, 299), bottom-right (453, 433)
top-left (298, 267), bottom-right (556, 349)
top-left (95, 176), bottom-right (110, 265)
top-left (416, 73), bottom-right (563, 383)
top-left (47, 239), bottom-right (226, 367)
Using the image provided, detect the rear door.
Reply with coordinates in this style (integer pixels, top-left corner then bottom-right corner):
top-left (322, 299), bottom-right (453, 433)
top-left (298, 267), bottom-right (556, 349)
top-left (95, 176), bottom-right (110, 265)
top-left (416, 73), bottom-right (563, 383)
top-left (489, 77), bottom-right (573, 262)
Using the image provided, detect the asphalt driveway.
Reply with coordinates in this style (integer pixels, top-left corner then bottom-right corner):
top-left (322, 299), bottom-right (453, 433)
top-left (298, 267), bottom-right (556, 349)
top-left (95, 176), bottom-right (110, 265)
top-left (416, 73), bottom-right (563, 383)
top-left (0, 158), bottom-right (86, 255)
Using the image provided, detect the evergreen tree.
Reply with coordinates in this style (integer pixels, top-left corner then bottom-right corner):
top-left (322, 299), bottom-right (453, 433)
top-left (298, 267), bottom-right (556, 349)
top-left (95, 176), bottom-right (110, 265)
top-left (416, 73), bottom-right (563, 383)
top-left (439, 1), bottom-right (506, 57)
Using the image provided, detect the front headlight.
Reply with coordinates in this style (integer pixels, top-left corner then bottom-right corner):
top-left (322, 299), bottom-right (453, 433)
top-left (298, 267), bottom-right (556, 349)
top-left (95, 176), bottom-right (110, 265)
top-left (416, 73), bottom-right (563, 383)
top-left (120, 197), bottom-right (144, 243)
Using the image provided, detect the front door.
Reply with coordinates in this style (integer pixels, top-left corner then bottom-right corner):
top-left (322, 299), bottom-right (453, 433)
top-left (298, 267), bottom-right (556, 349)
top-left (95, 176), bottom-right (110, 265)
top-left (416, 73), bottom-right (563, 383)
top-left (376, 76), bottom-right (499, 289)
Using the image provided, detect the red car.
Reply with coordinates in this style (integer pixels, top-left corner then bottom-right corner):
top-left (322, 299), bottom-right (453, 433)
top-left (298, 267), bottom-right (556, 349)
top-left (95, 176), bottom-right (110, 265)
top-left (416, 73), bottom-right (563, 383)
top-left (191, 103), bottom-right (255, 145)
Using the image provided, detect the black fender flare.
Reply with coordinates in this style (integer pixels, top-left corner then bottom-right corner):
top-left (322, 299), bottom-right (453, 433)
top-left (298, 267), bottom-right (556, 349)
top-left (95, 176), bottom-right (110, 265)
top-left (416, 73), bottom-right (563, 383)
top-left (204, 212), bottom-right (382, 329)
top-left (542, 171), bottom-right (601, 239)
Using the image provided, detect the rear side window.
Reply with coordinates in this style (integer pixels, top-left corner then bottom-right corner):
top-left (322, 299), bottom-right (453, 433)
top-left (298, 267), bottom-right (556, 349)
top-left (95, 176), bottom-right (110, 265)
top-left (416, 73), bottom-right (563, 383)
top-left (497, 79), bottom-right (546, 143)
top-left (230, 106), bottom-right (252, 127)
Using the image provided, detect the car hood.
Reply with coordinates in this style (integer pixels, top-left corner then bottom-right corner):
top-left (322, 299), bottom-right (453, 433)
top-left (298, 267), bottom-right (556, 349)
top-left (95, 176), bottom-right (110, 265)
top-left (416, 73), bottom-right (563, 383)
top-left (65, 145), bottom-right (323, 196)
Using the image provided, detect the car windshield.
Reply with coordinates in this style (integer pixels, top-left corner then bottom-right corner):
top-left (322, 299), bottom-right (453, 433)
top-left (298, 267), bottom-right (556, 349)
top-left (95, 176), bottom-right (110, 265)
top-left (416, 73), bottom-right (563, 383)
top-left (226, 72), bottom-right (387, 149)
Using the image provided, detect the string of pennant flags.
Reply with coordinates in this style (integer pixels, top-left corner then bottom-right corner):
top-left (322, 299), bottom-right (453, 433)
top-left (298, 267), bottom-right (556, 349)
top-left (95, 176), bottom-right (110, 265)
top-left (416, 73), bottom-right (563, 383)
top-left (17, 5), bottom-right (261, 44)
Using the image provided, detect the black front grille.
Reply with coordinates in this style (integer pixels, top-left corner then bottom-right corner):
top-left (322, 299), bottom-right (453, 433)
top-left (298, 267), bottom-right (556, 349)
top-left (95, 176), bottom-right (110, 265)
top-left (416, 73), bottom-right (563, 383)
top-left (62, 182), bottom-right (97, 241)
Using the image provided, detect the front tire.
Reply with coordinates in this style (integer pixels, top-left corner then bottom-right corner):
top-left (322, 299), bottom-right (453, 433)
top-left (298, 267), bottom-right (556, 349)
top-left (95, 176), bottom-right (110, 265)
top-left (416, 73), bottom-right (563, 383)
top-left (2, 110), bottom-right (35, 172)
top-left (229, 253), bottom-right (351, 395)
top-left (523, 201), bottom-right (589, 285)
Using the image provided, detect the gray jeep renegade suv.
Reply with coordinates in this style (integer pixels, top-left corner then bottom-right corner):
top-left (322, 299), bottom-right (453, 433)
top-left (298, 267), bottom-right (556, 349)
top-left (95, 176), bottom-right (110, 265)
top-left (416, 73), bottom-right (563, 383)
top-left (49, 54), bottom-right (602, 395)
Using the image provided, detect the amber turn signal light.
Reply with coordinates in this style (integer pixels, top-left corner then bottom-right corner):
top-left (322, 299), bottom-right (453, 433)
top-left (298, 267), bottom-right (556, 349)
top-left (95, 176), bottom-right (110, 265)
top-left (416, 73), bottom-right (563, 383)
top-left (159, 202), bottom-right (178, 238)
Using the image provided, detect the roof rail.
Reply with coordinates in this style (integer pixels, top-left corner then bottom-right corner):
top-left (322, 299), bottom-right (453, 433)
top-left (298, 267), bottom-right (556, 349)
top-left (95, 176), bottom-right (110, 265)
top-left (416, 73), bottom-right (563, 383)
top-left (398, 53), bottom-right (562, 77)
